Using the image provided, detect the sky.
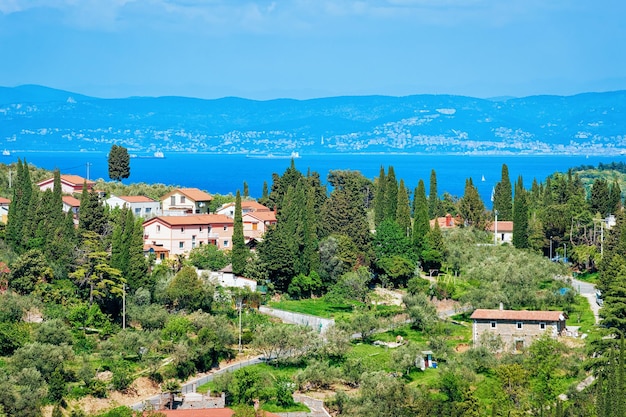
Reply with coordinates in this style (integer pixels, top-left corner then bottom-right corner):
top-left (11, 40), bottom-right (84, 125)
top-left (0, 0), bottom-right (625, 100)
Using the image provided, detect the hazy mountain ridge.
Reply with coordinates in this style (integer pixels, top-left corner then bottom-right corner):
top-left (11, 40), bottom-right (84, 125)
top-left (1, 85), bottom-right (625, 155)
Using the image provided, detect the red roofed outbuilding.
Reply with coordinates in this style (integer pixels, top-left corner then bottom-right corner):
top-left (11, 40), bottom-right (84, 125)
top-left (470, 308), bottom-right (567, 352)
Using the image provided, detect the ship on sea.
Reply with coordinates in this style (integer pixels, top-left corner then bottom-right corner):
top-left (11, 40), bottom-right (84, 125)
top-left (153, 151), bottom-right (164, 158)
top-left (2, 150), bottom-right (10, 156)
top-left (246, 151), bottom-right (300, 159)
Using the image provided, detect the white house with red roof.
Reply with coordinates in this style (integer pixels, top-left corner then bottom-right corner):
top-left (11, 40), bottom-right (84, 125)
top-left (216, 200), bottom-right (271, 217)
top-left (106, 195), bottom-right (160, 218)
top-left (487, 220), bottom-right (514, 244)
top-left (143, 214), bottom-right (234, 258)
top-left (470, 308), bottom-right (567, 352)
top-left (37, 174), bottom-right (95, 194)
top-left (0, 197), bottom-right (10, 223)
top-left (242, 210), bottom-right (277, 241)
top-left (161, 188), bottom-right (213, 215)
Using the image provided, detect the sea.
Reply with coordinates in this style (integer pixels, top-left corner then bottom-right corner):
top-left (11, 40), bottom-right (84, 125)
top-left (4, 151), bottom-right (622, 204)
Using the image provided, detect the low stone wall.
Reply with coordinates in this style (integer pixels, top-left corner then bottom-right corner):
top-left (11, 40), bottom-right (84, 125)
top-left (259, 306), bottom-right (334, 334)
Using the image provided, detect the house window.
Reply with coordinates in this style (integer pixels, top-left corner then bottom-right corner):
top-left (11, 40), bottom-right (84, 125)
top-left (145, 207), bottom-right (151, 214)
top-left (516, 322), bottom-right (523, 330)
top-left (252, 223), bottom-right (258, 231)
top-left (515, 339), bottom-right (524, 351)
top-left (179, 242), bottom-right (184, 249)
top-left (135, 208), bottom-right (141, 215)
top-left (180, 196), bottom-right (186, 204)
top-left (156, 225), bottom-right (161, 233)
top-left (223, 226), bottom-right (228, 231)
top-left (170, 196), bottom-right (175, 206)
top-left (199, 226), bottom-right (203, 232)
top-left (223, 240), bottom-right (229, 247)
top-left (159, 253), bottom-right (165, 260)
top-left (181, 227), bottom-right (184, 232)
top-left (540, 322), bottom-right (546, 330)
top-left (490, 321), bottom-right (497, 329)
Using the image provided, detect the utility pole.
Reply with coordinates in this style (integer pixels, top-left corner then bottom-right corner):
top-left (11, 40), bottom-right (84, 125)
top-left (494, 210), bottom-right (498, 245)
top-left (238, 298), bottom-right (243, 354)
top-left (122, 284), bottom-right (126, 330)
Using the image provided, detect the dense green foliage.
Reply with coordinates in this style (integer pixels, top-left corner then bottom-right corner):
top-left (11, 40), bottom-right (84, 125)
top-left (0, 157), bottom-right (625, 416)
top-left (107, 145), bottom-right (131, 182)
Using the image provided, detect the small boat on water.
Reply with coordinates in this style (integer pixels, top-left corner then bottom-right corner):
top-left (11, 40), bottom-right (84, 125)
top-left (481, 174), bottom-right (486, 182)
top-left (2, 150), bottom-right (10, 156)
top-left (153, 151), bottom-right (165, 158)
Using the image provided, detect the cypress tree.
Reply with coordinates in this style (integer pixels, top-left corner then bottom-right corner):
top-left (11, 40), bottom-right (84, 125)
top-left (493, 164), bottom-right (513, 220)
top-left (127, 215), bottom-right (148, 289)
top-left (374, 166), bottom-right (386, 227)
top-left (412, 179), bottom-right (430, 254)
top-left (385, 166), bottom-right (398, 221)
top-left (396, 179), bottom-right (412, 237)
top-left (6, 159), bottom-right (34, 252)
top-left (321, 172), bottom-right (371, 250)
top-left (78, 183), bottom-right (107, 237)
top-left (231, 190), bottom-right (248, 276)
top-left (243, 181), bottom-right (249, 198)
top-left (609, 178), bottom-right (622, 215)
top-left (110, 207), bottom-right (129, 276)
top-left (458, 178), bottom-right (486, 228)
top-left (302, 186), bottom-right (319, 275)
top-left (512, 176), bottom-right (529, 249)
top-left (590, 178), bottom-right (611, 216)
top-left (108, 144), bottom-right (131, 182)
top-left (428, 169), bottom-right (441, 219)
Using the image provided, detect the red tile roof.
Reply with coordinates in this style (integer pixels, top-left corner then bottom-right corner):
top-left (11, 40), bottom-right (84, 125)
top-left (62, 195), bottom-right (81, 207)
top-left (162, 188), bottom-right (213, 202)
top-left (470, 309), bottom-right (565, 321)
top-left (119, 195), bottom-right (156, 203)
top-left (487, 221), bottom-right (514, 233)
top-left (0, 197), bottom-right (10, 205)
top-left (144, 214), bottom-right (233, 227)
top-left (244, 211), bottom-right (277, 222)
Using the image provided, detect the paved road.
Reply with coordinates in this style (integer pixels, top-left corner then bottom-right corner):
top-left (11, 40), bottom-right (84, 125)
top-left (570, 277), bottom-right (600, 324)
top-left (130, 356), bottom-right (263, 411)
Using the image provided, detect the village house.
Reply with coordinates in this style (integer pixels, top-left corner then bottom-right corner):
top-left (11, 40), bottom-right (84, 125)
top-left (202, 264), bottom-right (257, 291)
top-left (242, 210), bottom-right (277, 242)
top-left (487, 220), bottom-right (514, 244)
top-left (37, 174), bottom-right (95, 194)
top-left (143, 214), bottom-right (234, 258)
top-left (161, 188), bottom-right (213, 215)
top-left (430, 213), bottom-right (460, 229)
top-left (470, 308), bottom-right (567, 352)
top-left (0, 197), bottom-right (9, 223)
top-left (215, 200), bottom-right (271, 217)
top-left (106, 195), bottom-right (161, 218)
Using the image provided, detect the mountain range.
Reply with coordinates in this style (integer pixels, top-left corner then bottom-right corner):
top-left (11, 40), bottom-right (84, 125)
top-left (1, 84), bottom-right (625, 155)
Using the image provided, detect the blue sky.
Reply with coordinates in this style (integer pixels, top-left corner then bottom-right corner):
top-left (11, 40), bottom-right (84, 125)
top-left (1, 0), bottom-right (625, 100)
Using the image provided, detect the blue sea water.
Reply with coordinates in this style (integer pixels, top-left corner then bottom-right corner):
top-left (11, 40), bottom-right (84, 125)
top-left (5, 151), bottom-right (622, 204)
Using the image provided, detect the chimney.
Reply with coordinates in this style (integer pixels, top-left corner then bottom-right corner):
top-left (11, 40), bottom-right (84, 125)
top-left (499, 302), bottom-right (504, 311)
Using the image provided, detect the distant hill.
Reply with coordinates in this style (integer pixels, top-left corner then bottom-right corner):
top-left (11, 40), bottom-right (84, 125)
top-left (0, 84), bottom-right (93, 105)
top-left (0, 85), bottom-right (625, 155)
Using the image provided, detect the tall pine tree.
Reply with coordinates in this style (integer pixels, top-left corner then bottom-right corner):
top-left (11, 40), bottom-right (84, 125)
top-left (412, 180), bottom-right (430, 255)
top-left (512, 176), bottom-right (529, 249)
top-left (231, 190), bottom-right (248, 276)
top-left (396, 179), bottom-right (412, 237)
top-left (374, 166), bottom-right (387, 227)
top-left (493, 164), bottom-right (513, 220)
top-left (458, 178), bottom-right (486, 228)
top-left (385, 166), bottom-right (398, 221)
top-left (428, 169), bottom-right (441, 219)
